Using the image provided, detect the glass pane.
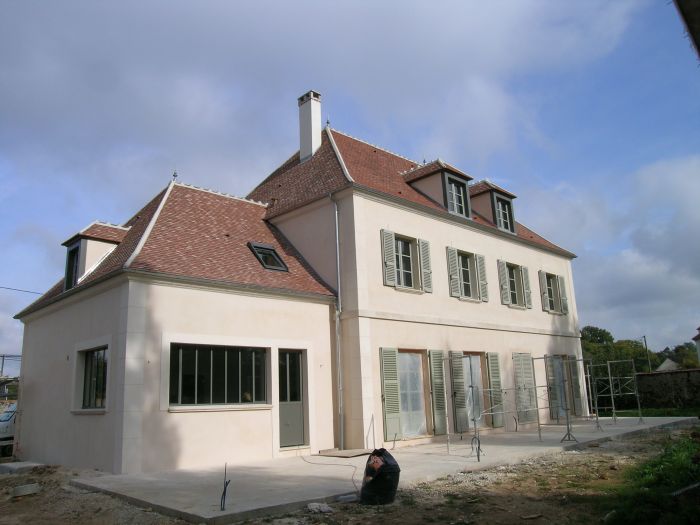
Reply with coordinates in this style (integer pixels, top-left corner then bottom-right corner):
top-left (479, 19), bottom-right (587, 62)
top-left (279, 352), bottom-right (288, 402)
top-left (82, 352), bottom-right (93, 408)
top-left (212, 350), bottom-right (226, 404)
top-left (180, 347), bottom-right (196, 404)
top-left (254, 350), bottom-right (266, 402)
top-left (95, 349), bottom-right (106, 408)
top-left (169, 346), bottom-right (179, 404)
top-left (289, 352), bottom-right (301, 402)
top-left (398, 352), bottom-right (427, 437)
top-left (197, 348), bottom-right (211, 404)
top-left (241, 349), bottom-right (254, 403)
top-left (226, 349), bottom-right (240, 403)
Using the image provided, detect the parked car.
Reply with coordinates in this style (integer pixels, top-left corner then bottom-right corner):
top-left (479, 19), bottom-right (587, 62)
top-left (0, 403), bottom-right (16, 457)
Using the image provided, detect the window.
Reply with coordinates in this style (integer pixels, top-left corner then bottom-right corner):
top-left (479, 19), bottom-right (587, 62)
top-left (82, 347), bottom-right (107, 409)
top-left (169, 344), bottom-right (267, 405)
top-left (445, 176), bottom-right (469, 217)
top-left (381, 230), bottom-right (432, 293)
top-left (65, 244), bottom-right (80, 290)
top-left (538, 271), bottom-right (569, 314)
top-left (497, 260), bottom-right (532, 308)
top-left (395, 237), bottom-right (414, 287)
top-left (446, 247), bottom-right (488, 301)
top-left (494, 196), bottom-right (515, 233)
top-left (247, 242), bottom-right (288, 271)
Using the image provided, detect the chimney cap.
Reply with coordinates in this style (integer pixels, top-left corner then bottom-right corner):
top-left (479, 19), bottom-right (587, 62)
top-left (298, 90), bottom-right (322, 106)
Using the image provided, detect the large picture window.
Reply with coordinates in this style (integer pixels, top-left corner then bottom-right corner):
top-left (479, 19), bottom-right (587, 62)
top-left (82, 347), bottom-right (107, 409)
top-left (169, 344), bottom-right (267, 405)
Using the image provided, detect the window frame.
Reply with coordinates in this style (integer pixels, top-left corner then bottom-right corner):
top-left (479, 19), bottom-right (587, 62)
top-left (65, 242), bottom-right (80, 290)
top-left (394, 235), bottom-right (417, 289)
top-left (247, 242), bottom-right (288, 272)
top-left (492, 193), bottom-right (515, 233)
top-left (498, 259), bottom-right (532, 309)
top-left (169, 343), bottom-right (268, 406)
top-left (539, 271), bottom-right (568, 314)
top-left (443, 173), bottom-right (471, 219)
top-left (81, 346), bottom-right (108, 410)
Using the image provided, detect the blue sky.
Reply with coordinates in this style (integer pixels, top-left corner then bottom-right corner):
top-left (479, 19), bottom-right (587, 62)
top-left (1, 1), bottom-right (699, 376)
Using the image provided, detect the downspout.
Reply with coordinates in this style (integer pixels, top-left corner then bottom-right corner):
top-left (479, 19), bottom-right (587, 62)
top-left (331, 193), bottom-right (344, 450)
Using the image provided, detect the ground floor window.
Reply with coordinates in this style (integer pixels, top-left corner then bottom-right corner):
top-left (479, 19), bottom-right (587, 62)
top-left (169, 344), bottom-right (266, 405)
top-left (82, 347), bottom-right (107, 409)
top-left (398, 351), bottom-right (427, 437)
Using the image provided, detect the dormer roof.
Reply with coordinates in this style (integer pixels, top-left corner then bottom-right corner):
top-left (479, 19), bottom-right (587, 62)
top-left (61, 222), bottom-right (130, 247)
top-left (401, 159), bottom-right (472, 183)
top-left (469, 180), bottom-right (517, 199)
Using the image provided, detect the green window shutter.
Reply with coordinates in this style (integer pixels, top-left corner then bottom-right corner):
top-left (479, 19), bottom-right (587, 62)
top-left (513, 352), bottom-right (536, 423)
top-left (446, 247), bottom-right (461, 298)
top-left (419, 239), bottom-right (432, 293)
top-left (566, 356), bottom-right (583, 415)
top-left (545, 356), bottom-right (561, 419)
top-left (429, 350), bottom-right (446, 435)
top-left (486, 353), bottom-right (504, 428)
top-left (449, 351), bottom-right (469, 433)
top-left (380, 348), bottom-right (402, 440)
top-left (558, 275), bottom-right (569, 314)
top-left (538, 270), bottom-right (550, 312)
top-left (522, 267), bottom-right (532, 308)
top-left (476, 254), bottom-right (488, 302)
top-left (497, 260), bottom-right (510, 305)
top-left (381, 230), bottom-right (396, 287)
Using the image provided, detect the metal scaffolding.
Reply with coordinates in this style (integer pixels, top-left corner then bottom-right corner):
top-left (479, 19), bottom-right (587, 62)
top-left (587, 359), bottom-right (643, 425)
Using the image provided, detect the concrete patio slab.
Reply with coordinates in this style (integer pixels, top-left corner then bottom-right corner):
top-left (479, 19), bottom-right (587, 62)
top-left (72, 416), bottom-right (697, 524)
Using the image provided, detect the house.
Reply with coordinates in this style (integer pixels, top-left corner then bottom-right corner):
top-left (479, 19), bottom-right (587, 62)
top-left (15, 91), bottom-right (587, 474)
top-left (656, 358), bottom-right (681, 372)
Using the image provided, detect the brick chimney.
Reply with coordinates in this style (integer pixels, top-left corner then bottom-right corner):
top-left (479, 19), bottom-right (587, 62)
top-left (298, 90), bottom-right (322, 161)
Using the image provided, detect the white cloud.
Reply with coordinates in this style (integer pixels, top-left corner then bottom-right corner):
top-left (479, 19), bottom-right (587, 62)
top-left (518, 155), bottom-right (700, 351)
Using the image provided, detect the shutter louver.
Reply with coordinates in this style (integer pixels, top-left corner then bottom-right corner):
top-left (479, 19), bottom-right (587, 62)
top-left (539, 270), bottom-right (550, 312)
top-left (381, 230), bottom-right (396, 287)
top-left (558, 275), bottom-right (569, 314)
top-left (380, 348), bottom-right (402, 440)
top-left (567, 356), bottom-right (583, 415)
top-left (446, 247), bottom-right (460, 297)
top-left (419, 239), bottom-right (432, 293)
top-left (450, 351), bottom-right (469, 433)
top-left (522, 267), bottom-right (532, 308)
top-left (497, 260), bottom-right (510, 305)
top-left (476, 254), bottom-right (488, 302)
top-left (429, 351), bottom-right (446, 435)
top-left (513, 352), bottom-right (536, 423)
top-left (545, 356), bottom-right (562, 419)
top-left (486, 353), bottom-right (504, 428)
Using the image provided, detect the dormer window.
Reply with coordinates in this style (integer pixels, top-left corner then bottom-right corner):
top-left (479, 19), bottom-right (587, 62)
top-left (494, 195), bottom-right (515, 233)
top-left (446, 176), bottom-right (468, 216)
top-left (248, 242), bottom-right (288, 271)
top-left (65, 244), bottom-right (80, 290)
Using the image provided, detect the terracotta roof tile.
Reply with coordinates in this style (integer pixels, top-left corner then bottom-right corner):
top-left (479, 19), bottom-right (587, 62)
top-left (402, 159), bottom-right (471, 183)
top-left (470, 180), bottom-right (517, 199)
top-left (247, 131), bottom-right (349, 218)
top-left (62, 222), bottom-right (129, 246)
top-left (130, 185), bottom-right (333, 296)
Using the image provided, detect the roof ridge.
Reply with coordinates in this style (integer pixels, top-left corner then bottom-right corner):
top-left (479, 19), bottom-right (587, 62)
top-left (124, 182), bottom-right (175, 268)
top-left (330, 128), bottom-right (419, 165)
top-left (325, 128), bottom-right (354, 183)
top-left (174, 181), bottom-right (267, 207)
top-left (400, 159), bottom-right (439, 176)
top-left (87, 221), bottom-right (131, 231)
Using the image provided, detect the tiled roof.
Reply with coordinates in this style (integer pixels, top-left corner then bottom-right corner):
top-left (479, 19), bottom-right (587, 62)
top-left (247, 130), bottom-right (350, 218)
top-left (248, 128), bottom-right (571, 257)
top-left (62, 222), bottom-right (129, 246)
top-left (402, 159), bottom-right (471, 183)
top-left (129, 184), bottom-right (333, 296)
top-left (469, 180), bottom-right (517, 199)
top-left (16, 184), bottom-right (333, 318)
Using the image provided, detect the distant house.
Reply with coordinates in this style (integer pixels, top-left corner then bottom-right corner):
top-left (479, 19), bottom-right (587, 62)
top-left (15, 91), bottom-right (587, 474)
top-left (656, 358), bottom-right (681, 372)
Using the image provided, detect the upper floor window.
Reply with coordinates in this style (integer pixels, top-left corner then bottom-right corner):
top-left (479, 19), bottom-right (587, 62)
top-left (446, 176), bottom-right (468, 218)
top-left (248, 242), bottom-right (288, 271)
top-left (381, 229), bottom-right (432, 293)
top-left (495, 196), bottom-right (514, 233)
top-left (446, 247), bottom-right (488, 302)
top-left (65, 244), bottom-right (80, 290)
top-left (497, 260), bottom-right (532, 308)
top-left (538, 271), bottom-right (569, 314)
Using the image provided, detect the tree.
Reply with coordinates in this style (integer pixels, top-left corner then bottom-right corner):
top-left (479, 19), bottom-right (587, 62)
top-left (659, 342), bottom-right (699, 369)
top-left (581, 326), bottom-right (614, 345)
